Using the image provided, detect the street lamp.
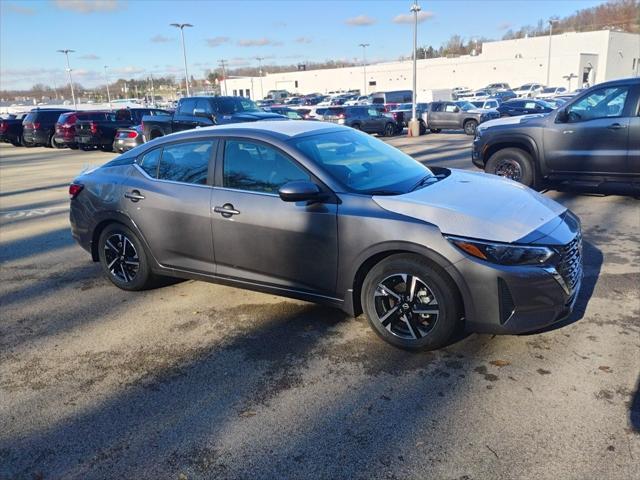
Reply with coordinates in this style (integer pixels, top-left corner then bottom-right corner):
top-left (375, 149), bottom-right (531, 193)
top-left (359, 43), bottom-right (369, 96)
top-left (408, 1), bottom-right (421, 136)
top-left (56, 49), bottom-right (77, 109)
top-left (103, 65), bottom-right (112, 110)
top-left (256, 56), bottom-right (265, 99)
top-left (170, 23), bottom-right (193, 96)
top-left (546, 19), bottom-right (558, 86)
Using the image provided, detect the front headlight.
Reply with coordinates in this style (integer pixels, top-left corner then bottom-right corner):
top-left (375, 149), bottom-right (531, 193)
top-left (446, 236), bottom-right (556, 266)
top-left (475, 126), bottom-right (484, 138)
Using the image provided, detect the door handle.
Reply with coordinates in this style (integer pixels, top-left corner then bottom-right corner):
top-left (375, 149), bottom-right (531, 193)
top-left (607, 123), bottom-right (627, 130)
top-left (124, 190), bottom-right (145, 202)
top-left (214, 204), bottom-right (240, 217)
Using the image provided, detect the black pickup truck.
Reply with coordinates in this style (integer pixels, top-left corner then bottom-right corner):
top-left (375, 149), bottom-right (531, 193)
top-left (141, 96), bottom-right (284, 141)
top-left (0, 113), bottom-right (28, 146)
top-left (75, 107), bottom-right (169, 151)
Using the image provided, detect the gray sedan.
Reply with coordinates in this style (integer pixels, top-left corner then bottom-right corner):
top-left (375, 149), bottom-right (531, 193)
top-left (69, 121), bottom-right (582, 350)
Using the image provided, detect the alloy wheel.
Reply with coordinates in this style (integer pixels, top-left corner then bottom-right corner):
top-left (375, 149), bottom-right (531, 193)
top-left (104, 233), bottom-right (139, 282)
top-left (495, 159), bottom-right (523, 181)
top-left (373, 273), bottom-right (440, 340)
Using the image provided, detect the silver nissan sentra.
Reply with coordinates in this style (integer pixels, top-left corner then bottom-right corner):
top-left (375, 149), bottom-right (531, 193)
top-left (69, 121), bottom-right (583, 350)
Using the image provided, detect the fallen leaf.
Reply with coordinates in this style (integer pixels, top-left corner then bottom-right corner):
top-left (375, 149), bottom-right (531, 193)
top-left (490, 359), bottom-right (511, 368)
top-left (598, 366), bottom-right (612, 373)
top-left (239, 410), bottom-right (257, 418)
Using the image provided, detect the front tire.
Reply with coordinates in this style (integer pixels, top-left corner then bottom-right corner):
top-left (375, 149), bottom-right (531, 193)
top-left (485, 147), bottom-right (535, 187)
top-left (98, 223), bottom-right (156, 291)
top-left (361, 254), bottom-right (462, 351)
top-left (463, 120), bottom-right (478, 135)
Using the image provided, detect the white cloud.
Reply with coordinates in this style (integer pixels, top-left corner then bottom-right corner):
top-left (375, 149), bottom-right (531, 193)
top-left (53, 0), bottom-right (122, 14)
top-left (237, 38), bottom-right (282, 47)
top-left (392, 11), bottom-right (435, 24)
top-left (295, 36), bottom-right (312, 44)
top-left (206, 36), bottom-right (230, 47)
top-left (150, 34), bottom-right (172, 43)
top-left (346, 15), bottom-right (376, 26)
top-left (5, 3), bottom-right (36, 15)
top-left (79, 53), bottom-right (100, 60)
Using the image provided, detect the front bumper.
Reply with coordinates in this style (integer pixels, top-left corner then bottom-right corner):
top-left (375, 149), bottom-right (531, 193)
top-left (471, 136), bottom-right (484, 168)
top-left (447, 219), bottom-right (583, 334)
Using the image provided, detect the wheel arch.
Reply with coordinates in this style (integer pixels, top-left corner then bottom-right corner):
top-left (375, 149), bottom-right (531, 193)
top-left (481, 134), bottom-right (542, 174)
top-left (347, 242), bottom-right (470, 321)
top-left (89, 212), bottom-right (158, 267)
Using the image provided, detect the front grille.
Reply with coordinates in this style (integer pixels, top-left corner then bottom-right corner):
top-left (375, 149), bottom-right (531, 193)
top-left (556, 233), bottom-right (583, 295)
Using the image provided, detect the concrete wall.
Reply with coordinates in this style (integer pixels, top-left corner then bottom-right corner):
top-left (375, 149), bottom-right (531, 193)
top-left (225, 30), bottom-right (640, 99)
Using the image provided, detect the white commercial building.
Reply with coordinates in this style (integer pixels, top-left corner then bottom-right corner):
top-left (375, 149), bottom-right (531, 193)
top-left (225, 30), bottom-right (640, 100)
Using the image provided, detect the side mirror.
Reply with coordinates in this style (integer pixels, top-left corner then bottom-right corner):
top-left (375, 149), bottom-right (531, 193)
top-left (278, 181), bottom-right (322, 202)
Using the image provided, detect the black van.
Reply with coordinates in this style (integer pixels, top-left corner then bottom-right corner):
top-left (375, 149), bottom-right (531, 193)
top-left (22, 108), bottom-right (73, 147)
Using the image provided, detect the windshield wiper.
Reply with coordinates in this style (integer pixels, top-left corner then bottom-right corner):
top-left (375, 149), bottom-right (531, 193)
top-left (409, 175), bottom-right (438, 192)
top-left (367, 190), bottom-right (403, 196)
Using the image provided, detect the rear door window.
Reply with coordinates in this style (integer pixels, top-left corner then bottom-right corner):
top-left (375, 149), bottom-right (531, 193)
top-left (157, 141), bottom-right (215, 185)
top-left (139, 148), bottom-right (162, 178)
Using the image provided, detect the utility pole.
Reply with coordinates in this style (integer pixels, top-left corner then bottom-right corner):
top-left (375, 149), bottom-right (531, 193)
top-left (546, 19), bottom-right (558, 86)
top-left (256, 56), bottom-right (265, 99)
top-left (57, 49), bottom-right (77, 109)
top-left (408, 1), bottom-right (421, 136)
top-left (149, 74), bottom-right (155, 107)
top-left (359, 43), bottom-right (369, 96)
top-left (170, 23), bottom-right (193, 96)
top-left (103, 65), bottom-right (112, 110)
top-left (218, 59), bottom-right (228, 95)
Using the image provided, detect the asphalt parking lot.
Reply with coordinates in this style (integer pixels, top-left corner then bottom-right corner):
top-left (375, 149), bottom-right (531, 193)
top-left (0, 135), bottom-right (638, 480)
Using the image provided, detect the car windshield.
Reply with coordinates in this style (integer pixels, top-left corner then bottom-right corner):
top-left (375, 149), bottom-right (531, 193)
top-left (455, 102), bottom-right (475, 111)
top-left (217, 97), bottom-right (260, 114)
top-left (291, 129), bottom-right (432, 194)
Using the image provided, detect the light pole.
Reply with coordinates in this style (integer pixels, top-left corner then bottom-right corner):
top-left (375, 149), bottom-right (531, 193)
top-left (103, 65), bottom-right (112, 110)
top-left (359, 43), bottom-right (369, 96)
top-left (170, 23), bottom-right (193, 96)
top-left (256, 56), bottom-right (265, 99)
top-left (57, 49), bottom-right (77, 109)
top-left (409, 1), bottom-right (421, 136)
top-left (546, 19), bottom-right (558, 86)
top-left (218, 59), bottom-right (228, 96)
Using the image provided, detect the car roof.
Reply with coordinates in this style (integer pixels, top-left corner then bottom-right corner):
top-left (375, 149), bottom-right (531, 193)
top-left (159, 120), bottom-right (343, 143)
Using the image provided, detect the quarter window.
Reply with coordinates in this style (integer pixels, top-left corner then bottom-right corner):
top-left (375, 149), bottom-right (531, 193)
top-left (567, 86), bottom-right (629, 122)
top-left (157, 141), bottom-right (214, 185)
top-left (223, 140), bottom-right (310, 194)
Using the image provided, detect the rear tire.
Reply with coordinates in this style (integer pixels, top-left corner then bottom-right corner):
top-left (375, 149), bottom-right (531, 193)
top-left (100, 144), bottom-right (112, 152)
top-left (98, 223), bottom-right (157, 291)
top-left (351, 123), bottom-right (361, 130)
top-left (419, 121), bottom-right (426, 135)
top-left (50, 135), bottom-right (62, 149)
top-left (485, 147), bottom-right (535, 187)
top-left (384, 122), bottom-right (396, 137)
top-left (463, 120), bottom-right (478, 136)
top-left (361, 254), bottom-right (462, 351)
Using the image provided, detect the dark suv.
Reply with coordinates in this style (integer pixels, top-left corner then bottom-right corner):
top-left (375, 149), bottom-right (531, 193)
top-left (22, 108), bottom-right (72, 147)
top-left (472, 77), bottom-right (639, 191)
top-left (323, 106), bottom-right (398, 136)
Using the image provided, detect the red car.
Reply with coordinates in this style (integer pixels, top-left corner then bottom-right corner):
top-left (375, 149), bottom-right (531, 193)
top-left (54, 111), bottom-right (110, 149)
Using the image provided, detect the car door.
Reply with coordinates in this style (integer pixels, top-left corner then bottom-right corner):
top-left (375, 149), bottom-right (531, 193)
top-left (442, 102), bottom-right (461, 127)
top-left (628, 93), bottom-right (640, 177)
top-left (211, 138), bottom-right (338, 295)
top-left (123, 140), bottom-right (217, 273)
top-left (544, 84), bottom-right (632, 175)
top-left (172, 98), bottom-right (199, 132)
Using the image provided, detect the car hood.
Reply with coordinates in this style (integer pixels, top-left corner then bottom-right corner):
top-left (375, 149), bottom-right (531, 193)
top-left (372, 169), bottom-right (566, 243)
top-left (479, 113), bottom-right (548, 129)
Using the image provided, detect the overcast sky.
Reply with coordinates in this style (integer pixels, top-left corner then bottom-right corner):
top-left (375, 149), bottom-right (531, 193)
top-left (1, 0), bottom-right (604, 90)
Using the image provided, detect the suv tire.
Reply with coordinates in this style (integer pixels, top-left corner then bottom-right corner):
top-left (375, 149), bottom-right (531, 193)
top-left (361, 253), bottom-right (462, 351)
top-left (463, 120), bottom-right (478, 135)
top-left (98, 223), bottom-right (157, 291)
top-left (384, 123), bottom-right (396, 137)
top-left (351, 123), bottom-right (361, 130)
top-left (485, 148), bottom-right (535, 187)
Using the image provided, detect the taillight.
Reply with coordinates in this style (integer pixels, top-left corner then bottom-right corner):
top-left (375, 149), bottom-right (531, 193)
top-left (69, 183), bottom-right (84, 199)
top-left (0, 122), bottom-right (7, 133)
top-left (55, 123), bottom-right (62, 133)
top-left (338, 113), bottom-right (345, 119)
top-left (33, 122), bottom-right (41, 129)
top-left (90, 122), bottom-right (98, 134)
top-left (126, 131), bottom-right (137, 138)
